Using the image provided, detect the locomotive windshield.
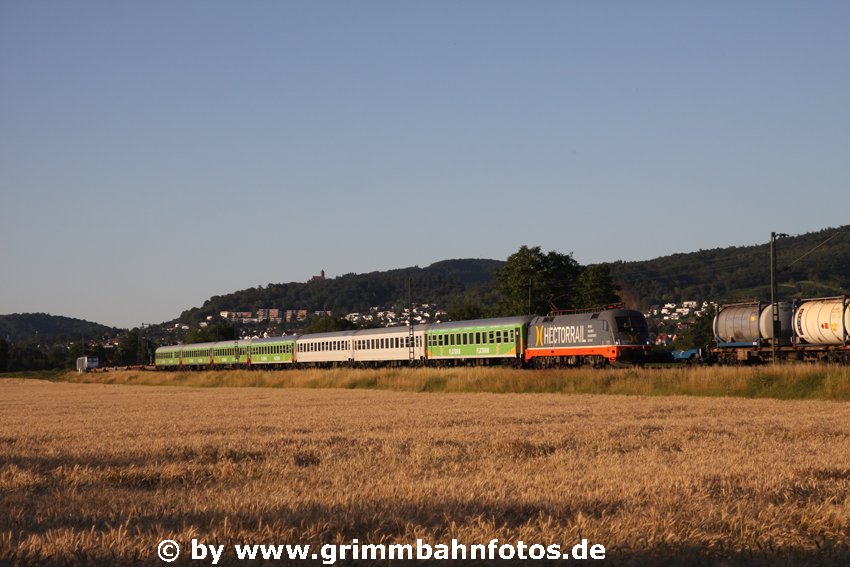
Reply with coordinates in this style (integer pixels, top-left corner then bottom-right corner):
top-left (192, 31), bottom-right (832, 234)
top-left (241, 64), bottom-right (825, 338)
top-left (615, 316), bottom-right (647, 334)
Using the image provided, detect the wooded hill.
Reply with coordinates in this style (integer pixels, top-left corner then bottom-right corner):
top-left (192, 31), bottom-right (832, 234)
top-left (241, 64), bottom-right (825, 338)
top-left (177, 259), bottom-right (505, 326)
top-left (0, 313), bottom-right (120, 343)
top-left (609, 226), bottom-right (849, 307)
top-left (177, 226), bottom-right (848, 324)
top-left (2, 227), bottom-right (846, 341)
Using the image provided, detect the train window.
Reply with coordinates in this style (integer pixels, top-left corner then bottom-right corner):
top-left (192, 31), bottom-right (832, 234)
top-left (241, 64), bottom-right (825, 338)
top-left (496, 331), bottom-right (502, 343)
top-left (489, 331), bottom-right (495, 343)
top-left (462, 333), bottom-right (468, 345)
top-left (615, 317), bottom-right (640, 333)
top-left (475, 332), bottom-right (481, 344)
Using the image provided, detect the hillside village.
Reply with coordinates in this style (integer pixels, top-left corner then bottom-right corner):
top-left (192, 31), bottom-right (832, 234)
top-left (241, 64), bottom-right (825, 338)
top-left (180, 301), bottom-right (710, 347)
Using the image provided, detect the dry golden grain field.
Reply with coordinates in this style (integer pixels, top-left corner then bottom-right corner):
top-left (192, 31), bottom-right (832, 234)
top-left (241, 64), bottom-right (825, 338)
top-left (2, 378), bottom-right (849, 566)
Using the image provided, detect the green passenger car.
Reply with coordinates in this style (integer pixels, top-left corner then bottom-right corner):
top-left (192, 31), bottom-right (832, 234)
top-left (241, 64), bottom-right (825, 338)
top-left (211, 340), bottom-right (252, 366)
top-left (181, 343), bottom-right (214, 368)
top-left (426, 316), bottom-right (533, 363)
top-left (155, 345), bottom-right (182, 368)
top-left (250, 336), bottom-right (296, 366)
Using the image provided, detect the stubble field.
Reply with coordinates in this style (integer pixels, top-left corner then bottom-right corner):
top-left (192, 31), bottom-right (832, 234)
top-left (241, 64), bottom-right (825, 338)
top-left (1, 377), bottom-right (849, 565)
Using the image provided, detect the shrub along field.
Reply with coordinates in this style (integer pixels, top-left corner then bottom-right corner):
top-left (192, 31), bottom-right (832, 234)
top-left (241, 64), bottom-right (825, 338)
top-left (1, 376), bottom-right (849, 565)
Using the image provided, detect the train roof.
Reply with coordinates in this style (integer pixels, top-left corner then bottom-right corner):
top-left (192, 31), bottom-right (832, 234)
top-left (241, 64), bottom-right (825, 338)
top-left (297, 329), bottom-right (360, 340)
top-left (428, 316), bottom-right (533, 332)
top-left (252, 335), bottom-right (299, 343)
top-left (354, 325), bottom-right (429, 337)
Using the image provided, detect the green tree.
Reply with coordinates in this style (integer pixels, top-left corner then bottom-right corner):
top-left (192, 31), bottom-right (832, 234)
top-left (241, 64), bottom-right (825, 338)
top-left (446, 299), bottom-right (486, 322)
top-left (114, 329), bottom-right (154, 365)
top-left (674, 305), bottom-right (716, 350)
top-left (303, 316), bottom-right (357, 334)
top-left (185, 323), bottom-right (237, 344)
top-left (577, 264), bottom-right (621, 308)
top-left (495, 246), bottom-right (581, 316)
top-left (0, 338), bottom-right (8, 372)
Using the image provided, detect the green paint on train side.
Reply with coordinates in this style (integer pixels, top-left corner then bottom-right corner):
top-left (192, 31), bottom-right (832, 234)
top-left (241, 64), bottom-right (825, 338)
top-left (426, 323), bottom-right (527, 359)
top-left (250, 339), bottom-right (296, 365)
top-left (155, 346), bottom-right (181, 367)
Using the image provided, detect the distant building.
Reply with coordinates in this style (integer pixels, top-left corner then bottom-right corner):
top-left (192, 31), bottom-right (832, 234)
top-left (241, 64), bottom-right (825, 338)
top-left (310, 270), bottom-right (326, 282)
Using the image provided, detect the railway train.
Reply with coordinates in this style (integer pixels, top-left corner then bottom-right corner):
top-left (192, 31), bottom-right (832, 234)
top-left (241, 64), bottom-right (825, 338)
top-left (155, 305), bottom-right (652, 370)
top-left (710, 295), bottom-right (849, 364)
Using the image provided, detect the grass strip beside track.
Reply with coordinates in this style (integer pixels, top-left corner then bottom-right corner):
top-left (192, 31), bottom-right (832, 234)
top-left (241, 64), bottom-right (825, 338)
top-left (12, 365), bottom-right (847, 401)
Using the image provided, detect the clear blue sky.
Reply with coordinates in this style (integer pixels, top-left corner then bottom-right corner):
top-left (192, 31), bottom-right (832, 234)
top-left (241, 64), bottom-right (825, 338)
top-left (2, 1), bottom-right (848, 329)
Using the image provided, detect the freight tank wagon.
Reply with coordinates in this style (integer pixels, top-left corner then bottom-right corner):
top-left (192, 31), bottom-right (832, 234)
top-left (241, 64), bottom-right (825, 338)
top-left (525, 306), bottom-right (651, 367)
top-left (710, 296), bottom-right (850, 364)
top-left (712, 301), bottom-right (794, 364)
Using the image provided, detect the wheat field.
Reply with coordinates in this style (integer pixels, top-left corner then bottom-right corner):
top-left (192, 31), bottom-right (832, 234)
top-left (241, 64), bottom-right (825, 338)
top-left (1, 378), bottom-right (849, 565)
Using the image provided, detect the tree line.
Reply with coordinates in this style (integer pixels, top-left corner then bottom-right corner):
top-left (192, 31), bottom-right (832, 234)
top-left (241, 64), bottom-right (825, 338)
top-left (0, 329), bottom-right (153, 373)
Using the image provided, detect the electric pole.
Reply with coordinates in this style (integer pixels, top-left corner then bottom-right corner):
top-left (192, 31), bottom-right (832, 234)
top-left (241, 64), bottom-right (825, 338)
top-left (770, 232), bottom-right (788, 364)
